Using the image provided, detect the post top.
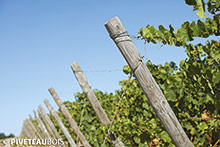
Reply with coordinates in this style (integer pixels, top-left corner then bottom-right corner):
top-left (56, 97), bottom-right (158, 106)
top-left (104, 16), bottom-right (119, 26)
top-left (104, 16), bottom-right (127, 41)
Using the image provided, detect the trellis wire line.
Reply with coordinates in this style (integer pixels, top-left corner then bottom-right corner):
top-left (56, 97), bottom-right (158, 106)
top-left (72, 98), bottom-right (120, 105)
top-left (76, 99), bottom-right (87, 144)
top-left (102, 73), bottom-right (132, 147)
top-left (74, 69), bottom-right (122, 73)
top-left (130, 34), bottom-right (148, 60)
top-left (129, 35), bottom-right (142, 40)
top-left (72, 35), bottom-right (145, 74)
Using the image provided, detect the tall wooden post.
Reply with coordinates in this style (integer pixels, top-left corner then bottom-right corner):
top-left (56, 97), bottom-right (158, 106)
top-left (48, 87), bottom-right (91, 147)
top-left (38, 104), bottom-right (62, 139)
top-left (105, 16), bottom-right (193, 147)
top-left (29, 114), bottom-right (45, 139)
top-left (44, 98), bottom-right (77, 147)
top-left (37, 109), bottom-right (56, 139)
top-left (20, 123), bottom-right (28, 138)
top-left (23, 120), bottom-right (35, 138)
top-left (28, 115), bottom-right (42, 139)
top-left (33, 110), bottom-right (51, 139)
top-left (29, 114), bottom-right (34, 122)
top-left (20, 125), bottom-right (25, 138)
top-left (22, 124), bottom-right (31, 138)
top-left (71, 62), bottom-right (124, 147)
top-left (71, 62), bottom-right (110, 125)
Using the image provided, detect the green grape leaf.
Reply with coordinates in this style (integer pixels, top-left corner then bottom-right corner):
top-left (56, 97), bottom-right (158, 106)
top-left (195, 0), bottom-right (205, 18)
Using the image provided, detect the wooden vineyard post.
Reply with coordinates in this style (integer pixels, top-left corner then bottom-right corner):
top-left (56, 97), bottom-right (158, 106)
top-left (21, 125), bottom-right (28, 138)
top-left (71, 62), bottom-right (110, 125)
top-left (27, 115), bottom-right (42, 139)
top-left (29, 114), bottom-right (34, 121)
top-left (23, 120), bottom-right (35, 138)
top-left (44, 98), bottom-right (77, 147)
top-left (71, 62), bottom-right (125, 147)
top-left (105, 16), bottom-right (193, 147)
top-left (37, 109), bottom-right (56, 139)
top-left (21, 123), bottom-right (29, 138)
top-left (38, 104), bottom-right (62, 139)
top-left (29, 114), bottom-right (45, 139)
top-left (33, 110), bottom-right (51, 139)
top-left (25, 119), bottom-right (38, 138)
top-left (20, 124), bottom-right (26, 138)
top-left (22, 124), bottom-right (31, 138)
top-left (48, 87), bottom-right (91, 147)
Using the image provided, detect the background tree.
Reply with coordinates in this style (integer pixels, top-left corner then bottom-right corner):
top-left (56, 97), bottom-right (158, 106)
top-left (0, 133), bottom-right (15, 139)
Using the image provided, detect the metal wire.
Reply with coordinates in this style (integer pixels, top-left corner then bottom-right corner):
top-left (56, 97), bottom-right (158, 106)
top-left (102, 73), bottom-right (132, 147)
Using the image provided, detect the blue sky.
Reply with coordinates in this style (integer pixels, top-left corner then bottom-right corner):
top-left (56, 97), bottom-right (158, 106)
top-left (0, 0), bottom-right (202, 136)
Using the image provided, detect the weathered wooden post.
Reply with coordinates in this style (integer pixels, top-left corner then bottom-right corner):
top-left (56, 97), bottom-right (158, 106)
top-left (71, 62), bottom-right (110, 125)
top-left (23, 120), bottom-right (35, 138)
top-left (38, 104), bottom-right (62, 139)
top-left (28, 115), bottom-right (42, 139)
top-left (29, 114), bottom-right (34, 122)
top-left (33, 110), bottom-right (51, 139)
top-left (26, 119), bottom-right (39, 138)
top-left (20, 125), bottom-right (25, 138)
top-left (105, 16), bottom-right (193, 147)
top-left (37, 109), bottom-right (56, 139)
top-left (29, 114), bottom-right (45, 139)
top-left (48, 87), bottom-right (91, 147)
top-left (71, 62), bottom-right (124, 147)
top-left (20, 123), bottom-right (28, 138)
top-left (22, 124), bottom-right (31, 138)
top-left (44, 98), bottom-right (77, 147)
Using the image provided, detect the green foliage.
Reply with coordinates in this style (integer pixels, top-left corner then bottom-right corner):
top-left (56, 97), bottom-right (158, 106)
top-left (185, 0), bottom-right (220, 18)
top-left (46, 1), bottom-right (220, 146)
top-left (50, 58), bottom-right (219, 146)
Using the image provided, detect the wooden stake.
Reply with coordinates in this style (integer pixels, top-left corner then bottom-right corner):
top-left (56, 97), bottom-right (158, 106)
top-left (28, 115), bottom-right (42, 139)
top-left (37, 109), bottom-right (56, 139)
top-left (33, 110), bottom-right (51, 139)
top-left (22, 126), bottom-right (31, 138)
top-left (44, 98), bottom-right (77, 147)
top-left (38, 104), bottom-right (62, 139)
top-left (23, 120), bottom-right (35, 138)
top-left (71, 62), bottom-right (110, 125)
top-left (71, 62), bottom-right (124, 147)
top-left (48, 87), bottom-right (91, 147)
top-left (105, 16), bottom-right (193, 147)
top-left (29, 114), bottom-right (34, 122)
top-left (20, 123), bottom-right (28, 138)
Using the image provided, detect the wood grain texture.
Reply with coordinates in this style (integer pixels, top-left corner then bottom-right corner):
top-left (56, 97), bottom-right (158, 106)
top-left (37, 109), bottom-right (56, 139)
top-left (71, 62), bottom-right (110, 125)
top-left (71, 62), bottom-right (125, 147)
top-left (38, 104), bottom-right (62, 140)
top-left (28, 116), bottom-right (42, 139)
top-left (22, 125), bottom-right (31, 138)
top-left (19, 125), bottom-right (25, 138)
top-left (49, 87), bottom-right (91, 147)
top-left (33, 110), bottom-right (51, 139)
top-left (23, 120), bottom-right (35, 138)
top-left (20, 124), bottom-right (28, 138)
top-left (105, 16), bottom-right (193, 147)
top-left (44, 98), bottom-right (76, 147)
